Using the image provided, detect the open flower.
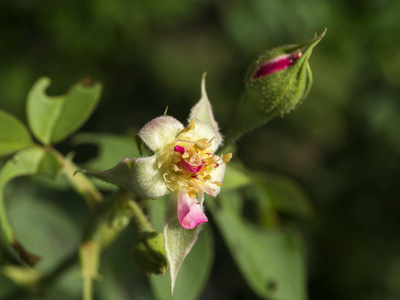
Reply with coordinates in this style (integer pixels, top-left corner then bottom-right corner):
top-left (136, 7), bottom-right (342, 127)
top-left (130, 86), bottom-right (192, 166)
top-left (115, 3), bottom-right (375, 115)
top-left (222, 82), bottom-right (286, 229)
top-left (80, 75), bottom-right (232, 290)
top-left (135, 77), bottom-right (231, 229)
top-left (81, 75), bottom-right (231, 230)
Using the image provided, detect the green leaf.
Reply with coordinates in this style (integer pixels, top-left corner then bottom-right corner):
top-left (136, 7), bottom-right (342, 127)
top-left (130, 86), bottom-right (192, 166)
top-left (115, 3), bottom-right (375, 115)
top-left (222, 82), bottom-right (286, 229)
top-left (0, 271), bottom-right (30, 298)
top-left (163, 194), bottom-right (203, 296)
top-left (254, 172), bottom-right (313, 219)
top-left (6, 188), bottom-right (79, 273)
top-left (98, 268), bottom-right (131, 300)
top-left (0, 110), bottom-right (32, 157)
top-left (73, 133), bottom-right (140, 170)
top-left (150, 210), bottom-right (214, 300)
top-left (222, 162), bottom-right (251, 191)
top-left (209, 190), bottom-right (307, 300)
top-left (0, 147), bottom-right (51, 266)
top-left (27, 77), bottom-right (102, 145)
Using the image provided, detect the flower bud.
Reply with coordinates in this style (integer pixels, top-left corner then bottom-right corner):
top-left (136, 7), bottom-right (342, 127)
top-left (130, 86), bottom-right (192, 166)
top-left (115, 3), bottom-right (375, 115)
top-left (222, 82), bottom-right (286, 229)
top-left (132, 231), bottom-right (168, 275)
top-left (224, 29), bottom-right (326, 145)
top-left (245, 31), bottom-right (325, 116)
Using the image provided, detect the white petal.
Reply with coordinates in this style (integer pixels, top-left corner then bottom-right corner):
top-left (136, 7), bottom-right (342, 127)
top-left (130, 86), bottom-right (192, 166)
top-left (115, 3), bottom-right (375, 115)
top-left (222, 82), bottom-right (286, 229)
top-left (189, 74), bottom-right (223, 149)
top-left (197, 162), bottom-right (226, 197)
top-left (137, 115), bottom-right (184, 153)
top-left (191, 119), bottom-right (220, 152)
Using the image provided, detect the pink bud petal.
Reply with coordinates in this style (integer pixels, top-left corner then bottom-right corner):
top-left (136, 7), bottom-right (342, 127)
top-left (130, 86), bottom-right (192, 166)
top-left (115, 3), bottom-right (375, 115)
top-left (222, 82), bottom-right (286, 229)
top-left (253, 51), bottom-right (302, 79)
top-left (177, 190), bottom-right (208, 229)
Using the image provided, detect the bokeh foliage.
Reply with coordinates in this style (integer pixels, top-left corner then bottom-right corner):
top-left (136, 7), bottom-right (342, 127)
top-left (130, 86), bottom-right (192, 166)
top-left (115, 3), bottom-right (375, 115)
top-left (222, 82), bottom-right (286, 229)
top-left (1, 0), bottom-right (400, 299)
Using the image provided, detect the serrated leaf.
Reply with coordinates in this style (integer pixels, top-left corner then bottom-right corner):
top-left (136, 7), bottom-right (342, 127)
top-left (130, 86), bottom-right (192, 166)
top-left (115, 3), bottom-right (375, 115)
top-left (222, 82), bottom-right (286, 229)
top-left (27, 77), bottom-right (102, 145)
top-left (209, 190), bottom-right (307, 300)
top-left (163, 194), bottom-right (202, 296)
top-left (0, 110), bottom-right (32, 157)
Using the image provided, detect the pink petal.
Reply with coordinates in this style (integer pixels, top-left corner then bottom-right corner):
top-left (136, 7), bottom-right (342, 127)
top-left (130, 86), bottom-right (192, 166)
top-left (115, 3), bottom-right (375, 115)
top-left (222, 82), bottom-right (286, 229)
top-left (178, 160), bottom-right (203, 173)
top-left (177, 189), bottom-right (208, 229)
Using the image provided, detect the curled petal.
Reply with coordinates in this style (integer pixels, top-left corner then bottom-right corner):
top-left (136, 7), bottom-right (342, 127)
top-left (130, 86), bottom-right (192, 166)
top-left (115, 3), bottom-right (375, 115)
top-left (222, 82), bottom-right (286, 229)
top-left (137, 116), bottom-right (184, 153)
top-left (177, 190), bottom-right (208, 229)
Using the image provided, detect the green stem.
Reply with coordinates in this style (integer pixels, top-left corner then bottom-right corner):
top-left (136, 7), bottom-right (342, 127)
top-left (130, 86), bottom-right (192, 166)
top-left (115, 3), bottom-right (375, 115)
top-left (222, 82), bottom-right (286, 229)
top-left (220, 92), bottom-right (274, 154)
top-left (83, 277), bottom-right (93, 300)
top-left (39, 191), bottom-right (146, 295)
top-left (52, 149), bottom-right (103, 208)
top-left (126, 199), bottom-right (154, 233)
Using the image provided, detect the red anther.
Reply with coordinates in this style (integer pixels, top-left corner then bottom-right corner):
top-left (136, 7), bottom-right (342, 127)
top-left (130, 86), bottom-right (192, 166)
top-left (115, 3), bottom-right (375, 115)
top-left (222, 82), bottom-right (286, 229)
top-left (174, 145), bottom-right (185, 154)
top-left (179, 161), bottom-right (202, 173)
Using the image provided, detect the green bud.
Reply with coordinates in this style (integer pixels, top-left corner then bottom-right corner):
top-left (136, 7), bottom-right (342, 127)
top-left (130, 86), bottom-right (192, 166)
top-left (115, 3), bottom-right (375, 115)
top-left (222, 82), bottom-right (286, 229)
top-left (132, 231), bottom-right (168, 275)
top-left (224, 29), bottom-right (326, 146)
top-left (245, 30), bottom-right (326, 116)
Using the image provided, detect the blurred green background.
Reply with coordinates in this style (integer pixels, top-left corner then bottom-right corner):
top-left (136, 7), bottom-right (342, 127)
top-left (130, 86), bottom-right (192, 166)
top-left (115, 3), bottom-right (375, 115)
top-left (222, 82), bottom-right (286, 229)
top-left (1, 0), bottom-right (400, 299)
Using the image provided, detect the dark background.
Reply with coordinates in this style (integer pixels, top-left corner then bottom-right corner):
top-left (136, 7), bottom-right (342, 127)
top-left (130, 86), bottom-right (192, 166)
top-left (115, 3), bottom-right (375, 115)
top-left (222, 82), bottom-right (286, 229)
top-left (1, 0), bottom-right (400, 299)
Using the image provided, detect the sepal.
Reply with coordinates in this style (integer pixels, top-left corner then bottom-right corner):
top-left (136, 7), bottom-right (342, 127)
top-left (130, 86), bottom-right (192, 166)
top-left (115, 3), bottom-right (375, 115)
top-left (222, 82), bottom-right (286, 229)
top-left (189, 73), bottom-right (223, 148)
top-left (78, 155), bottom-right (168, 199)
top-left (164, 193), bottom-right (203, 295)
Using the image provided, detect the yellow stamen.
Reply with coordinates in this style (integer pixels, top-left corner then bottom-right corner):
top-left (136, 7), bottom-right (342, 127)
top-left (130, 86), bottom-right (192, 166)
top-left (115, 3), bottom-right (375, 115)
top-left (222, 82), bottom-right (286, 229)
top-left (159, 119), bottom-right (231, 197)
top-left (222, 153), bottom-right (232, 164)
top-left (203, 175), bottom-right (211, 181)
top-left (177, 118), bottom-right (195, 136)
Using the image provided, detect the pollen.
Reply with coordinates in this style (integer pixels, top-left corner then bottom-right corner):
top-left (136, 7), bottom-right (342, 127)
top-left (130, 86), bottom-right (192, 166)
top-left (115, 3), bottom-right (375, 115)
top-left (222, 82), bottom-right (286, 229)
top-left (222, 153), bottom-right (232, 164)
top-left (158, 119), bottom-right (232, 195)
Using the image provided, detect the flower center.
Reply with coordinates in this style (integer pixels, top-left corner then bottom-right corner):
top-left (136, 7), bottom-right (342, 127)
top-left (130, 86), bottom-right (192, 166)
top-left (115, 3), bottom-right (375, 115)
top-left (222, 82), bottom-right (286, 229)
top-left (157, 119), bottom-right (232, 198)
